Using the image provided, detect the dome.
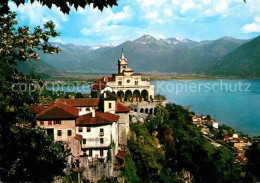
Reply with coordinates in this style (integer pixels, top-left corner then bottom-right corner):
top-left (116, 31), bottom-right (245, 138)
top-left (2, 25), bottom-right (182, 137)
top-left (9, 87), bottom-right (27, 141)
top-left (125, 67), bottom-right (133, 72)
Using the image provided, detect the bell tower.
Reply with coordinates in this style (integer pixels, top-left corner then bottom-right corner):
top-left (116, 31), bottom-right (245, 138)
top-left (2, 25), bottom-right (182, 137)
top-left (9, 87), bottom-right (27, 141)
top-left (118, 48), bottom-right (128, 74)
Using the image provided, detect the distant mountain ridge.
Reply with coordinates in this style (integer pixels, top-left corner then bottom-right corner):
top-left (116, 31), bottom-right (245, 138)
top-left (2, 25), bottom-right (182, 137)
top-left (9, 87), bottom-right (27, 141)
top-left (28, 34), bottom-right (259, 77)
top-left (203, 36), bottom-right (260, 77)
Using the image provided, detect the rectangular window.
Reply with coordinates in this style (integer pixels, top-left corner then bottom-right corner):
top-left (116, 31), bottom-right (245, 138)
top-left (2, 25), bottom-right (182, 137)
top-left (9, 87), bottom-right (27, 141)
top-left (83, 138), bottom-right (86, 144)
top-left (100, 128), bottom-right (104, 132)
top-left (87, 127), bottom-right (91, 132)
top-left (40, 121), bottom-right (44, 125)
top-left (67, 130), bottom-right (72, 136)
top-left (54, 120), bottom-right (61, 125)
top-left (48, 121), bottom-right (52, 125)
top-left (135, 81), bottom-right (138, 85)
top-left (89, 149), bottom-right (92, 156)
top-left (100, 149), bottom-right (103, 156)
top-left (109, 103), bottom-right (112, 109)
top-left (118, 81), bottom-right (122, 86)
top-left (57, 130), bottom-right (62, 136)
top-left (100, 138), bottom-right (104, 144)
top-left (79, 127), bottom-right (83, 132)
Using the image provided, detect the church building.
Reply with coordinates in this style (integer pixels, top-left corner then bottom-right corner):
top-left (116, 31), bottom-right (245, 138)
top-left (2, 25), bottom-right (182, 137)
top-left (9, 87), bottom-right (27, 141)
top-left (91, 49), bottom-right (154, 102)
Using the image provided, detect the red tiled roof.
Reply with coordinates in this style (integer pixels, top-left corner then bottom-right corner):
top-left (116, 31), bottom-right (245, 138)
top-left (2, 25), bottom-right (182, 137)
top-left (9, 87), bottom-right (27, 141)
top-left (116, 150), bottom-right (126, 159)
top-left (36, 101), bottom-right (79, 120)
top-left (116, 102), bottom-right (130, 113)
top-left (91, 83), bottom-right (106, 90)
top-left (94, 77), bottom-right (113, 83)
top-left (236, 156), bottom-right (246, 163)
top-left (30, 105), bottom-right (47, 114)
top-left (75, 134), bottom-right (83, 141)
top-left (49, 98), bottom-right (100, 107)
top-left (224, 135), bottom-right (229, 140)
top-left (77, 111), bottom-right (119, 125)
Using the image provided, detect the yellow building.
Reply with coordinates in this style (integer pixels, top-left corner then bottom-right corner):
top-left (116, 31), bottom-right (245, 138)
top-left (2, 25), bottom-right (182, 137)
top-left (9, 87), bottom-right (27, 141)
top-left (91, 49), bottom-right (154, 102)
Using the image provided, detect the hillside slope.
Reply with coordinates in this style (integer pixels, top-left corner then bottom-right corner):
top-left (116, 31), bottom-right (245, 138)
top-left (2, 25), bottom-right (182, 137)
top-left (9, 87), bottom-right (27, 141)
top-left (16, 60), bottom-right (64, 79)
top-left (204, 36), bottom-right (260, 77)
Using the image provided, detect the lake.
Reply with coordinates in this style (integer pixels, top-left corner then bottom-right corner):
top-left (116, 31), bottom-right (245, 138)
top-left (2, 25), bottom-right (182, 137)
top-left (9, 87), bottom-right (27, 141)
top-left (151, 79), bottom-right (260, 136)
top-left (47, 79), bottom-right (260, 136)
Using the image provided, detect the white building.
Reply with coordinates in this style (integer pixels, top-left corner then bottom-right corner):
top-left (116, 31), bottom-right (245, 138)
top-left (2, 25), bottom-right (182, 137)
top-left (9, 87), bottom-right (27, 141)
top-left (91, 49), bottom-right (154, 102)
top-left (31, 96), bottom-right (130, 165)
top-left (76, 111), bottom-right (119, 162)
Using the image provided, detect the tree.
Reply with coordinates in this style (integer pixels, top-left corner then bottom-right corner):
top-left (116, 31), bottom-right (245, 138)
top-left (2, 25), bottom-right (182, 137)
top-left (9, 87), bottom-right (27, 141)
top-left (0, 127), bottom-right (66, 182)
top-left (75, 92), bottom-right (84, 98)
top-left (244, 142), bottom-right (260, 181)
top-left (0, 0), bottom-right (118, 14)
top-left (0, 9), bottom-right (66, 181)
top-left (135, 104), bottom-right (240, 182)
top-left (154, 94), bottom-right (167, 101)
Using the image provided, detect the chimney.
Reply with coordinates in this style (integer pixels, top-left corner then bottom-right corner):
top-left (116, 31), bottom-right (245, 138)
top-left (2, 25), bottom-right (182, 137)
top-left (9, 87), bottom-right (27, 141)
top-left (104, 92), bottom-right (107, 98)
top-left (92, 110), bottom-right (95, 118)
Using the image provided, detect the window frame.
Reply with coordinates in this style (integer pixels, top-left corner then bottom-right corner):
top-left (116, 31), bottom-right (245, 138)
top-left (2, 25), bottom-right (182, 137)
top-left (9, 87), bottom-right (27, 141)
top-left (100, 138), bottom-right (104, 144)
top-left (67, 129), bottom-right (72, 136)
top-left (100, 149), bottom-right (103, 156)
top-left (89, 149), bottom-right (92, 156)
top-left (57, 130), bottom-right (62, 136)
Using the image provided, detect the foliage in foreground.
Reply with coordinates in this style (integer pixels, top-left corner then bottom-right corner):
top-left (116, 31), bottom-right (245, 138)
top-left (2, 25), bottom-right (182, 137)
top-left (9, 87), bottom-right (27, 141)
top-left (0, 9), bottom-right (66, 181)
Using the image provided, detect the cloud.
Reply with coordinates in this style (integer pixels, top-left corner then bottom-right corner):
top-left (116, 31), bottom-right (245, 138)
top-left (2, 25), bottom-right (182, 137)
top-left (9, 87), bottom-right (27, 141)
top-left (242, 17), bottom-right (260, 33)
top-left (164, 9), bottom-right (173, 17)
top-left (79, 5), bottom-right (137, 44)
top-left (8, 1), bottom-right (68, 29)
top-left (181, 1), bottom-right (196, 14)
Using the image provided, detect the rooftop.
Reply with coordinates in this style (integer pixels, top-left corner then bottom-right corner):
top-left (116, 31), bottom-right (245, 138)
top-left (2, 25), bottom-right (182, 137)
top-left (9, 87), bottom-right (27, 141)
top-left (116, 102), bottom-right (130, 113)
top-left (77, 111), bottom-right (119, 126)
top-left (49, 98), bottom-right (100, 107)
top-left (36, 101), bottom-right (79, 120)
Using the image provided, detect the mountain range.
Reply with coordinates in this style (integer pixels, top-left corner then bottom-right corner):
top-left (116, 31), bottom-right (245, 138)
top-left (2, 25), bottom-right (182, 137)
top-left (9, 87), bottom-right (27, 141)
top-left (18, 34), bottom-right (260, 78)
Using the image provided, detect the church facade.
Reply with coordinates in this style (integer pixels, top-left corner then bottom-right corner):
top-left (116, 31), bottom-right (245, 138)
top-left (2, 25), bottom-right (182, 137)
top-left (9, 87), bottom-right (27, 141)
top-left (91, 49), bottom-right (154, 102)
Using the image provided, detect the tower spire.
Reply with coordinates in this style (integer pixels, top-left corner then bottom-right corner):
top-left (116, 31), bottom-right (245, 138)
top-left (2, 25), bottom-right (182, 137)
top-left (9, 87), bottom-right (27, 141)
top-left (121, 48), bottom-right (125, 59)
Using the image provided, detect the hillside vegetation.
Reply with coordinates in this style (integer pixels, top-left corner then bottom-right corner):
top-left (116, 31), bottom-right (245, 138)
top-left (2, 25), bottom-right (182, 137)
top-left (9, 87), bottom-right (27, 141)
top-left (124, 103), bottom-right (260, 182)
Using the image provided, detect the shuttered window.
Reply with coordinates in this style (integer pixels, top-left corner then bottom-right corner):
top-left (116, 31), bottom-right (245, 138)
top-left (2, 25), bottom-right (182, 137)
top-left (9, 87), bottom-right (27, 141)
top-left (87, 127), bottom-right (91, 132)
top-left (48, 121), bottom-right (52, 125)
top-left (79, 127), bottom-right (83, 132)
top-left (54, 120), bottom-right (61, 125)
top-left (40, 121), bottom-right (44, 125)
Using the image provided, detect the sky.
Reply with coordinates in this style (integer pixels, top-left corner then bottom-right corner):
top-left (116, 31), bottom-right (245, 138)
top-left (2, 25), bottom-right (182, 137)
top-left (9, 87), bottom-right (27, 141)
top-left (9, 0), bottom-right (260, 46)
